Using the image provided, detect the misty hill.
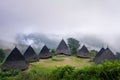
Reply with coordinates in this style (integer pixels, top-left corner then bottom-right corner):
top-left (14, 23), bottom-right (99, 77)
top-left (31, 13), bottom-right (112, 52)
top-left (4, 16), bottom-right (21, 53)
top-left (15, 33), bottom-right (107, 51)
top-left (0, 33), bottom-right (116, 54)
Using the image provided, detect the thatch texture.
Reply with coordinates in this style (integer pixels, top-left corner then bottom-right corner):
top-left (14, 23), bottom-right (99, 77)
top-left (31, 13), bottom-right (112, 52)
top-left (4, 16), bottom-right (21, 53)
top-left (24, 46), bottom-right (39, 62)
top-left (1, 47), bottom-right (29, 71)
top-left (93, 48), bottom-right (105, 63)
top-left (39, 45), bottom-right (52, 59)
top-left (94, 48), bottom-right (117, 64)
top-left (77, 45), bottom-right (90, 58)
top-left (56, 39), bottom-right (71, 55)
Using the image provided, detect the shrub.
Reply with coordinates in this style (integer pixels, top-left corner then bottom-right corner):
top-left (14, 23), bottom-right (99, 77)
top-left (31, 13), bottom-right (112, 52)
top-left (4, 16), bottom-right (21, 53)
top-left (0, 69), bottom-right (20, 78)
top-left (16, 71), bottom-right (50, 80)
top-left (1, 61), bottom-right (120, 80)
top-left (50, 65), bottom-right (75, 80)
top-left (50, 61), bottom-right (120, 80)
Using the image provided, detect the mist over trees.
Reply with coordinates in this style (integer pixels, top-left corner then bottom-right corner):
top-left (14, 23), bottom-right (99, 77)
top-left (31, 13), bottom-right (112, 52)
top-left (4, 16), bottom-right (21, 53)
top-left (15, 33), bottom-right (59, 53)
top-left (79, 35), bottom-right (106, 49)
top-left (14, 33), bottom-right (110, 53)
top-left (16, 33), bottom-right (58, 48)
top-left (67, 38), bottom-right (80, 55)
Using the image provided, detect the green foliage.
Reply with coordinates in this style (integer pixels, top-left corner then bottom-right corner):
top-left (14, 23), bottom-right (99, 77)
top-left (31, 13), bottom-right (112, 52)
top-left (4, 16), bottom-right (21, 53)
top-left (16, 68), bottom-right (51, 80)
top-left (72, 61), bottom-right (120, 80)
top-left (1, 60), bottom-right (120, 80)
top-left (89, 50), bottom-right (97, 61)
top-left (50, 65), bottom-right (75, 80)
top-left (71, 48), bottom-right (78, 55)
top-left (51, 49), bottom-right (56, 53)
top-left (67, 38), bottom-right (80, 55)
top-left (16, 72), bottom-right (46, 80)
top-left (0, 49), bottom-right (5, 63)
top-left (0, 70), bottom-right (20, 78)
top-left (90, 50), bottom-right (97, 58)
top-left (48, 61), bottom-right (120, 80)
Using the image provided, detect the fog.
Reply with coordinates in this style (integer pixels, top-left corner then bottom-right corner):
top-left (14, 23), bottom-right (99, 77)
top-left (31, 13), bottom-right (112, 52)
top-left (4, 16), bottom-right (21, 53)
top-left (0, 0), bottom-right (120, 52)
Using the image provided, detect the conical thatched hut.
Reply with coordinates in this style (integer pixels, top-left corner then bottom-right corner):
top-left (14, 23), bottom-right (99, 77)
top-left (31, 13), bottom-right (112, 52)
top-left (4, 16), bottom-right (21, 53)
top-left (77, 45), bottom-right (90, 58)
top-left (93, 48), bottom-right (105, 63)
top-left (55, 39), bottom-right (71, 55)
top-left (94, 47), bottom-right (117, 64)
top-left (24, 46), bottom-right (39, 62)
top-left (39, 45), bottom-right (52, 59)
top-left (1, 47), bottom-right (29, 71)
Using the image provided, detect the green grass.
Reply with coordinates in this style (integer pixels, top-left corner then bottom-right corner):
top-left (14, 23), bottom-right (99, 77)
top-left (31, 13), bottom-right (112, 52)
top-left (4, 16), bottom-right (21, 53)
top-left (29, 55), bottom-right (92, 73)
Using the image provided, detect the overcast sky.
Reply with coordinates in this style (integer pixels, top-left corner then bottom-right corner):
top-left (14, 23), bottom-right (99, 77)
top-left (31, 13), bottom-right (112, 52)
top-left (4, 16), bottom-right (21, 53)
top-left (0, 0), bottom-right (120, 51)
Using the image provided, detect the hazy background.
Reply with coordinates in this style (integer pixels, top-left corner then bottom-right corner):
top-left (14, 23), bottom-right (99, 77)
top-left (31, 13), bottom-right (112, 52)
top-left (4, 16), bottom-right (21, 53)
top-left (0, 0), bottom-right (120, 53)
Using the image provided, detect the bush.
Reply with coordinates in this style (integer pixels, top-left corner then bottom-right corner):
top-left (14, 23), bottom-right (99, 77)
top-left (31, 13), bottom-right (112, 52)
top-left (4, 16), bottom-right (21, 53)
top-left (50, 61), bottom-right (120, 80)
top-left (0, 70), bottom-right (20, 78)
top-left (50, 65), bottom-right (75, 80)
top-left (72, 61), bottom-right (120, 80)
top-left (16, 71), bottom-right (50, 80)
top-left (89, 50), bottom-right (97, 60)
top-left (1, 61), bottom-right (120, 80)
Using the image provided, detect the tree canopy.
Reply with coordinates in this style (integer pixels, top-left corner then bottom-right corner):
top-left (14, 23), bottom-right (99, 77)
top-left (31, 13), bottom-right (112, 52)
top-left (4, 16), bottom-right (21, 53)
top-left (67, 38), bottom-right (80, 54)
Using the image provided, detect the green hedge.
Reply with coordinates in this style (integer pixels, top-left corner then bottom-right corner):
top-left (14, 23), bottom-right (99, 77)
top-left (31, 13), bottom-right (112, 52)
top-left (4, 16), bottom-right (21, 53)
top-left (49, 61), bottom-right (120, 80)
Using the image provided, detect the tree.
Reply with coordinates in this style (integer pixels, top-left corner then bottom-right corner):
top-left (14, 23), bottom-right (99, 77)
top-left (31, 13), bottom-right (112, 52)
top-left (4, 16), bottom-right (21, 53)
top-left (0, 49), bottom-right (5, 63)
top-left (89, 50), bottom-right (98, 61)
top-left (67, 38), bottom-right (80, 55)
top-left (50, 49), bottom-right (56, 54)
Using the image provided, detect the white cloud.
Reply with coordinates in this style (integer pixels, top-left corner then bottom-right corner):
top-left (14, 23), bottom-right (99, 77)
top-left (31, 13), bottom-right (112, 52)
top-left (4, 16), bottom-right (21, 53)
top-left (0, 0), bottom-right (120, 51)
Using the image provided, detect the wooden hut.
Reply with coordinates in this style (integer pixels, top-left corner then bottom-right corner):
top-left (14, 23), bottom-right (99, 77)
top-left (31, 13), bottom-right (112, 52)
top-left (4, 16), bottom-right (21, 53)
top-left (56, 39), bottom-right (71, 55)
top-left (93, 48), bottom-right (105, 63)
top-left (77, 45), bottom-right (90, 58)
top-left (39, 45), bottom-right (52, 59)
top-left (1, 47), bottom-right (29, 71)
top-left (94, 47), bottom-right (117, 64)
top-left (24, 46), bottom-right (39, 62)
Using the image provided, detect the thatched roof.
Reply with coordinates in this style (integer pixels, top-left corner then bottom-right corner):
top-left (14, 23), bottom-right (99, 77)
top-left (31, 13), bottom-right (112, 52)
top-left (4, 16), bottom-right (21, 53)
top-left (39, 45), bottom-right (52, 59)
top-left (56, 39), bottom-right (71, 55)
top-left (94, 47), bottom-right (117, 64)
top-left (93, 48), bottom-right (105, 62)
top-left (1, 47), bottom-right (29, 71)
top-left (24, 46), bottom-right (39, 62)
top-left (77, 45), bottom-right (90, 58)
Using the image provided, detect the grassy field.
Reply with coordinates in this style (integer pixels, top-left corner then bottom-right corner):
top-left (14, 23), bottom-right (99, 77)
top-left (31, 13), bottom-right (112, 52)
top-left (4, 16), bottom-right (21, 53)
top-left (1, 55), bottom-right (120, 80)
top-left (0, 55), bottom-right (93, 80)
top-left (29, 55), bottom-right (93, 73)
